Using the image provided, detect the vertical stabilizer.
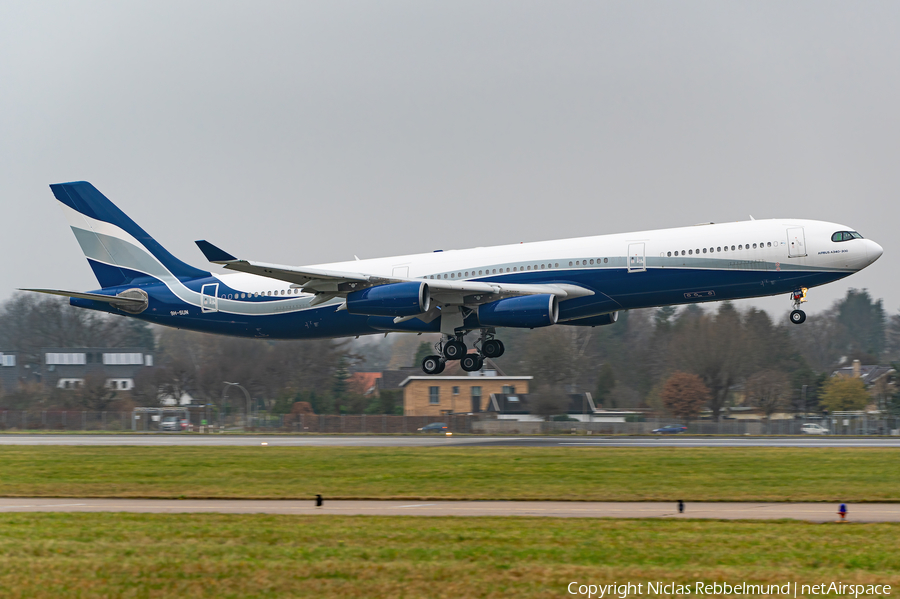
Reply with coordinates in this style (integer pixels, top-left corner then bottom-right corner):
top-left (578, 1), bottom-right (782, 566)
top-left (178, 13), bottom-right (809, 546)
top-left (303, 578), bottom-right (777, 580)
top-left (50, 181), bottom-right (208, 288)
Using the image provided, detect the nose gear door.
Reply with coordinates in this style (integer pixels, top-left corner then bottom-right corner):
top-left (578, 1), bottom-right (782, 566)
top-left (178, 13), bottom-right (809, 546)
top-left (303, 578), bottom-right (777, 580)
top-left (787, 227), bottom-right (807, 257)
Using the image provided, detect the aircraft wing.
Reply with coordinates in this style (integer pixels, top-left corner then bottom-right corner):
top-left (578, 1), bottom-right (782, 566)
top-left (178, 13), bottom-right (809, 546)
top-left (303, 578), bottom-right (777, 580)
top-left (195, 241), bottom-right (594, 307)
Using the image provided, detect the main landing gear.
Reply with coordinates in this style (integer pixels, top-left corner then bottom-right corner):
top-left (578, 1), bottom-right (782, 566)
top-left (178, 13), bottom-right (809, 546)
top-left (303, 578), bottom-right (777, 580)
top-left (789, 288), bottom-right (808, 325)
top-left (420, 329), bottom-right (506, 374)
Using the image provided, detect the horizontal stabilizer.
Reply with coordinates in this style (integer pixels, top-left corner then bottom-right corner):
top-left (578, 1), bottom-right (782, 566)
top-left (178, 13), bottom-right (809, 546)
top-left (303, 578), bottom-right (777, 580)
top-left (19, 288), bottom-right (147, 306)
top-left (195, 240), bottom-right (238, 264)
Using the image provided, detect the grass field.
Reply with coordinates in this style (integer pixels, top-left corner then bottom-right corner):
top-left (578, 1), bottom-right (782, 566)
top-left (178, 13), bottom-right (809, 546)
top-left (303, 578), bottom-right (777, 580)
top-left (0, 514), bottom-right (896, 598)
top-left (1, 446), bottom-right (899, 501)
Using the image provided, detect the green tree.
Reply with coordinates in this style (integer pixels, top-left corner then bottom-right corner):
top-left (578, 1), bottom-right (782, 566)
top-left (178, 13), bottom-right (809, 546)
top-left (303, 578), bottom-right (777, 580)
top-left (332, 356), bottom-right (350, 413)
top-left (836, 289), bottom-right (886, 359)
top-left (819, 376), bottom-right (869, 412)
top-left (365, 389), bottom-right (403, 415)
top-left (412, 342), bottom-right (433, 368)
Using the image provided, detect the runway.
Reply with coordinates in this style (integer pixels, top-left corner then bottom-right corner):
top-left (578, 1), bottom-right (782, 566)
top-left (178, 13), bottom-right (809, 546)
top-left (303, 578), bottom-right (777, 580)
top-left (0, 498), bottom-right (893, 522)
top-left (1, 434), bottom-right (900, 447)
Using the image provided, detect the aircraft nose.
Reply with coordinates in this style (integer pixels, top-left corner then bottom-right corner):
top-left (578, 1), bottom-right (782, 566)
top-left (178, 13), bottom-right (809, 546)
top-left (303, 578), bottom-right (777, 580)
top-left (866, 239), bottom-right (884, 263)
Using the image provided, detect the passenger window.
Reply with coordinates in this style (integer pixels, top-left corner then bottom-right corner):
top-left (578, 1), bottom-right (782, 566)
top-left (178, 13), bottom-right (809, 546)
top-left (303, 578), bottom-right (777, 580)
top-left (604, 258), bottom-right (608, 263)
top-left (752, 244), bottom-right (757, 249)
top-left (689, 250), bottom-right (693, 255)
top-left (667, 251), bottom-right (671, 257)
top-left (703, 248), bottom-right (707, 253)
top-left (589, 259), bottom-right (594, 265)
top-left (717, 247), bottom-right (721, 252)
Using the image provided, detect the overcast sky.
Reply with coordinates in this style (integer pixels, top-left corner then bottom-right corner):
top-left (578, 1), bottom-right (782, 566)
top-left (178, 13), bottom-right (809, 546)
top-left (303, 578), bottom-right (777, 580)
top-left (2, 1), bottom-right (898, 320)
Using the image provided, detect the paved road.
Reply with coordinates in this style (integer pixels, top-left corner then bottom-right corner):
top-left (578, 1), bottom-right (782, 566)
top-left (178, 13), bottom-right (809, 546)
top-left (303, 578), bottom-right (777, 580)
top-left (0, 498), bottom-right (892, 522)
top-left (1, 434), bottom-right (900, 447)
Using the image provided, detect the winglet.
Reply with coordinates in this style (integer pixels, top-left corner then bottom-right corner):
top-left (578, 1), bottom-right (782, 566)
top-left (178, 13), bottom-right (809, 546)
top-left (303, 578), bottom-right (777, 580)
top-left (195, 240), bottom-right (238, 264)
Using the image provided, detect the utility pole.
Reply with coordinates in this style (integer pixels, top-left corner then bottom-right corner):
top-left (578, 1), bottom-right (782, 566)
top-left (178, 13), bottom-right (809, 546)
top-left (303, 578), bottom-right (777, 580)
top-left (801, 385), bottom-right (808, 420)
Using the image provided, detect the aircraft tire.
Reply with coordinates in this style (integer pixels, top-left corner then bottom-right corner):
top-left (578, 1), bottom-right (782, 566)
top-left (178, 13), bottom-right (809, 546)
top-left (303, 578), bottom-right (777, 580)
top-left (443, 340), bottom-right (467, 360)
top-left (482, 339), bottom-right (504, 358)
top-left (790, 309), bottom-right (806, 324)
top-left (460, 354), bottom-right (482, 372)
top-left (422, 355), bottom-right (445, 375)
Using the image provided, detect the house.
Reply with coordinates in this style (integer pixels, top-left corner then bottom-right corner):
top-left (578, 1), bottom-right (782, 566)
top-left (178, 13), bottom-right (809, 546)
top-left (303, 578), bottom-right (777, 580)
top-left (348, 372), bottom-right (381, 396)
top-left (40, 347), bottom-right (155, 392)
top-left (484, 391), bottom-right (639, 422)
top-left (0, 351), bottom-right (22, 393)
top-left (832, 360), bottom-right (896, 387)
top-left (396, 356), bottom-right (532, 416)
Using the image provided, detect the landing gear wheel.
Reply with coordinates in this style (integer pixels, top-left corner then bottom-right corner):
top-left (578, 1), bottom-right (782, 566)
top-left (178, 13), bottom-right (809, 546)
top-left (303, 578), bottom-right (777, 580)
top-left (422, 355), bottom-right (446, 374)
top-left (442, 340), bottom-right (467, 360)
top-left (460, 354), bottom-right (484, 372)
top-left (482, 339), bottom-right (504, 358)
top-left (790, 309), bottom-right (806, 325)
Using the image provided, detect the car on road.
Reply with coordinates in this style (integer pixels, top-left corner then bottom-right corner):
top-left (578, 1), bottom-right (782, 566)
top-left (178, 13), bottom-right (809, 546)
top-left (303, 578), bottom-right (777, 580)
top-left (417, 422), bottom-right (449, 433)
top-left (652, 424), bottom-right (687, 434)
top-left (800, 423), bottom-right (829, 435)
top-left (160, 416), bottom-right (189, 432)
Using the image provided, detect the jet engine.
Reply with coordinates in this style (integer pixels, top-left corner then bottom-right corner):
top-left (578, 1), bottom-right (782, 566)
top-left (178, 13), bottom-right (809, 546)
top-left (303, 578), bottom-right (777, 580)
top-left (477, 294), bottom-right (558, 328)
top-left (346, 282), bottom-right (431, 317)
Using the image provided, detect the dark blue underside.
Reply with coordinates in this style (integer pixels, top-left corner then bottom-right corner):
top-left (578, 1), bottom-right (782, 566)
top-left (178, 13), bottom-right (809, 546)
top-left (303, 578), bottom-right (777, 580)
top-left (71, 267), bottom-right (853, 339)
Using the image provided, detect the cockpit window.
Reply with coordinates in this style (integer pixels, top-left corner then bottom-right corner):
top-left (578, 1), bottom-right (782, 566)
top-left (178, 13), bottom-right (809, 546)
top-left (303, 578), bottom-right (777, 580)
top-left (831, 231), bottom-right (864, 242)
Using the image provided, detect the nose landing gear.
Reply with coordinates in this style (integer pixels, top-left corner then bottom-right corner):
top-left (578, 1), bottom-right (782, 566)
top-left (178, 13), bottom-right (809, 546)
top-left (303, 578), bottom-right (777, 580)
top-left (790, 288), bottom-right (808, 325)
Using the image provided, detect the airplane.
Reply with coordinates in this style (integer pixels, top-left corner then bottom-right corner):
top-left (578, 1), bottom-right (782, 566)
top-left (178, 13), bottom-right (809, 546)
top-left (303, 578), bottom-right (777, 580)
top-left (25, 181), bottom-right (883, 374)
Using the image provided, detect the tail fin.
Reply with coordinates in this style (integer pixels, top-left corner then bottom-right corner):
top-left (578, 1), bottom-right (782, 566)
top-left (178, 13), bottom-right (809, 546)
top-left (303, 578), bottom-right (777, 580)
top-left (50, 181), bottom-right (208, 288)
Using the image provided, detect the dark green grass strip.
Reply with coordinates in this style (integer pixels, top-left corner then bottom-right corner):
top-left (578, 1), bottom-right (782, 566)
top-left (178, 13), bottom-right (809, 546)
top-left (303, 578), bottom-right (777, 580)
top-left (1, 446), bottom-right (899, 501)
top-left (0, 514), bottom-right (897, 598)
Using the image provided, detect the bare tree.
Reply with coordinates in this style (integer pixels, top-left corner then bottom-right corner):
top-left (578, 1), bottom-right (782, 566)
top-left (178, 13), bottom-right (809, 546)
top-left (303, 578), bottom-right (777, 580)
top-left (660, 371), bottom-right (710, 422)
top-left (745, 369), bottom-right (791, 429)
top-left (529, 385), bottom-right (571, 421)
top-left (669, 303), bottom-right (743, 420)
top-left (74, 372), bottom-right (119, 411)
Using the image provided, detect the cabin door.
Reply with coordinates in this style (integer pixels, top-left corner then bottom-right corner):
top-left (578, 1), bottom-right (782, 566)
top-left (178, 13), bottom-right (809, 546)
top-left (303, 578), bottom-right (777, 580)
top-left (787, 227), bottom-right (807, 257)
top-left (200, 283), bottom-right (219, 313)
top-left (627, 243), bottom-right (646, 272)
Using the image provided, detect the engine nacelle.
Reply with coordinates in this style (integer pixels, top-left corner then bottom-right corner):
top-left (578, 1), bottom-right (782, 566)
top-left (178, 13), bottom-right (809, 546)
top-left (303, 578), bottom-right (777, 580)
top-left (560, 311), bottom-right (619, 327)
top-left (346, 282), bottom-right (431, 317)
top-left (477, 294), bottom-right (559, 328)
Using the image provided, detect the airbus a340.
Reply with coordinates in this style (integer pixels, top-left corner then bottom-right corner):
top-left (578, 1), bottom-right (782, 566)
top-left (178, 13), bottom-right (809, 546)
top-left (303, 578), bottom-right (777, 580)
top-left (26, 182), bottom-right (883, 374)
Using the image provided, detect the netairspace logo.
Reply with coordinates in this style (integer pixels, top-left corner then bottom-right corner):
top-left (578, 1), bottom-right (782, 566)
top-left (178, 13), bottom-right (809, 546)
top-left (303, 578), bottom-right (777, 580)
top-left (567, 581), bottom-right (892, 598)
